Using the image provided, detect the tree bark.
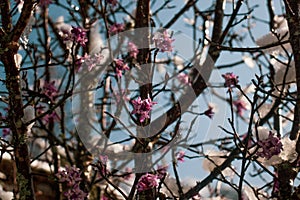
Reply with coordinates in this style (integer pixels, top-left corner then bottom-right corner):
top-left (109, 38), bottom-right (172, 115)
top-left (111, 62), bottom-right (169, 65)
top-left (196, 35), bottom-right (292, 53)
top-left (283, 0), bottom-right (300, 199)
top-left (0, 0), bottom-right (36, 199)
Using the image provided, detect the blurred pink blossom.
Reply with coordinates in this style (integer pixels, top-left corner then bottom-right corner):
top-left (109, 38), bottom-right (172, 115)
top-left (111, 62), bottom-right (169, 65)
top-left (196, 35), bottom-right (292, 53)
top-left (222, 72), bottom-right (239, 88)
top-left (114, 58), bottom-right (130, 78)
top-left (43, 81), bottom-right (58, 102)
top-left (137, 173), bottom-right (159, 191)
top-left (76, 53), bottom-right (103, 71)
top-left (176, 151), bottom-right (185, 163)
top-left (177, 73), bottom-right (190, 85)
top-left (233, 99), bottom-right (248, 116)
top-left (153, 30), bottom-right (174, 52)
top-left (128, 42), bottom-right (139, 59)
top-left (109, 23), bottom-right (124, 35)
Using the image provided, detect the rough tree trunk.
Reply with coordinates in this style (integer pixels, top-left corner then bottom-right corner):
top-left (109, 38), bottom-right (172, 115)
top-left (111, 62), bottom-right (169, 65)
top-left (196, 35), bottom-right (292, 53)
top-left (0, 0), bottom-right (36, 199)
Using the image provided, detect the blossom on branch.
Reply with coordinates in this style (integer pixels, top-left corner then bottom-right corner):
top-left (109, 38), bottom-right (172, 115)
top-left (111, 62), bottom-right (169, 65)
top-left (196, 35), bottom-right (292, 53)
top-left (114, 58), bottom-right (129, 78)
top-left (257, 131), bottom-right (283, 160)
top-left (56, 166), bottom-right (83, 186)
top-left (64, 184), bottom-right (87, 200)
top-left (176, 150), bottom-right (185, 163)
top-left (137, 173), bottom-right (159, 191)
top-left (233, 99), bottom-right (248, 116)
top-left (43, 81), bottom-right (58, 102)
top-left (76, 53), bottom-right (103, 71)
top-left (131, 95), bottom-right (157, 123)
top-left (222, 72), bottom-right (238, 88)
top-left (109, 23), bottom-right (125, 35)
top-left (128, 42), bottom-right (139, 59)
top-left (63, 26), bottom-right (88, 47)
top-left (177, 73), bottom-right (191, 86)
top-left (56, 166), bottom-right (87, 200)
top-left (153, 30), bottom-right (175, 52)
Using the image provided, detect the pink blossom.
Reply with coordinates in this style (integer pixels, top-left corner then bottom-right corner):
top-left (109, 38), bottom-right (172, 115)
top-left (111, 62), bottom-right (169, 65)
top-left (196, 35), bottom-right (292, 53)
top-left (64, 26), bottom-right (88, 46)
top-left (257, 132), bottom-right (283, 160)
top-left (156, 165), bottom-right (168, 179)
top-left (109, 23), bottom-right (125, 35)
top-left (131, 95), bottom-right (157, 123)
top-left (124, 167), bottom-right (133, 180)
top-left (137, 173), bottom-right (159, 191)
top-left (177, 73), bottom-right (190, 85)
top-left (56, 165), bottom-right (82, 186)
top-left (42, 111), bottom-right (60, 123)
top-left (106, 0), bottom-right (118, 6)
top-left (43, 81), bottom-right (58, 102)
top-left (153, 30), bottom-right (175, 52)
top-left (233, 99), bottom-right (248, 116)
top-left (204, 105), bottom-right (215, 119)
top-left (63, 184), bottom-right (87, 200)
top-left (114, 59), bottom-right (129, 78)
top-left (176, 151), bottom-right (185, 163)
top-left (128, 42), bottom-right (139, 59)
top-left (39, 0), bottom-right (52, 7)
top-left (222, 72), bottom-right (239, 88)
top-left (76, 53), bottom-right (103, 71)
top-left (36, 105), bottom-right (60, 123)
top-left (99, 155), bottom-right (108, 164)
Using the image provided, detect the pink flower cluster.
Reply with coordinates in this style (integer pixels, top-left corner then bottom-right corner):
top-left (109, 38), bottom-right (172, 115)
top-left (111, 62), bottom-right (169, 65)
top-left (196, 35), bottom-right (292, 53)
top-left (156, 165), bottom-right (168, 179)
top-left (76, 53), bottom-right (103, 71)
top-left (137, 173), bottom-right (159, 191)
top-left (114, 58), bottom-right (129, 78)
top-left (64, 26), bottom-right (88, 46)
top-left (36, 105), bottom-right (60, 124)
top-left (153, 30), bottom-right (174, 52)
top-left (222, 72), bottom-right (239, 88)
top-left (128, 42), bottom-right (139, 59)
top-left (43, 81), bottom-right (58, 102)
top-left (131, 95), bottom-right (157, 123)
top-left (109, 23), bottom-right (125, 35)
top-left (257, 132), bottom-right (283, 160)
top-left (56, 166), bottom-right (87, 200)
